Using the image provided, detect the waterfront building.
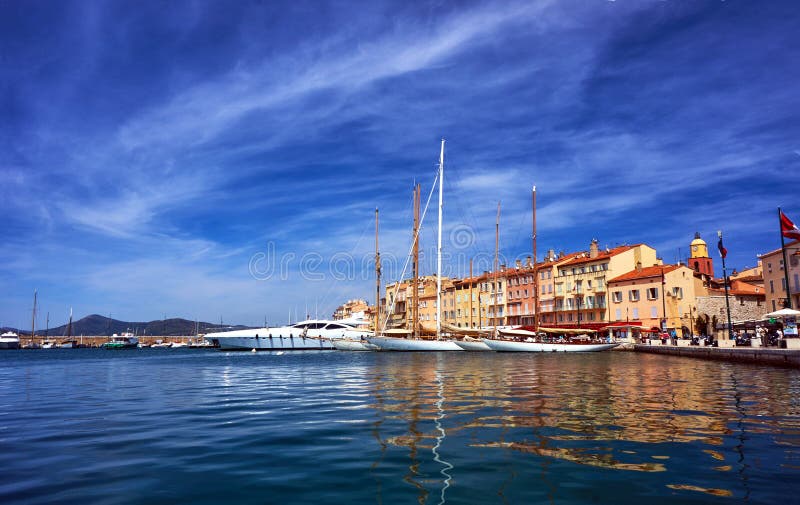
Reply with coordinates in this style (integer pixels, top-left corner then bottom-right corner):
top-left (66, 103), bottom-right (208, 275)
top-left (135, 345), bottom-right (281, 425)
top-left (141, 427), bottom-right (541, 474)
top-left (544, 241), bottom-right (659, 327)
top-left (451, 274), bottom-right (482, 328)
top-left (758, 240), bottom-right (800, 311)
top-left (504, 258), bottom-right (536, 327)
top-left (383, 275), bottom-right (452, 331)
top-left (695, 281), bottom-right (766, 338)
top-left (608, 264), bottom-right (698, 336)
top-left (332, 299), bottom-right (372, 321)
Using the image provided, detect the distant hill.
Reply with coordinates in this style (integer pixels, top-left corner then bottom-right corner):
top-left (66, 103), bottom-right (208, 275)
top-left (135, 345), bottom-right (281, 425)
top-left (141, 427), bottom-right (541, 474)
top-left (7, 314), bottom-right (252, 337)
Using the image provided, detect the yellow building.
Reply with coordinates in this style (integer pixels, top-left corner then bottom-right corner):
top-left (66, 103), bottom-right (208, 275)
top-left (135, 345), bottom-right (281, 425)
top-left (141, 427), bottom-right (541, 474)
top-left (608, 264), bottom-right (698, 336)
top-left (547, 241), bottom-right (659, 327)
top-left (332, 299), bottom-right (371, 320)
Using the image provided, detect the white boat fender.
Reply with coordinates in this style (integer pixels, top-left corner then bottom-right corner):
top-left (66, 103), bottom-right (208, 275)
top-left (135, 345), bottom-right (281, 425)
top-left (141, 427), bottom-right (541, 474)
top-left (276, 351), bottom-right (284, 356)
top-left (251, 348), bottom-right (257, 353)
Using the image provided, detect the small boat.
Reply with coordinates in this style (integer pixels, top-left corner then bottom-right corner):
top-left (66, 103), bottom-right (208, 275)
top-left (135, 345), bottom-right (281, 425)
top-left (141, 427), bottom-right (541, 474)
top-left (170, 341), bottom-right (188, 348)
top-left (41, 340), bottom-right (58, 349)
top-left (59, 340), bottom-right (78, 349)
top-left (0, 331), bottom-right (20, 350)
top-left (101, 332), bottom-right (139, 349)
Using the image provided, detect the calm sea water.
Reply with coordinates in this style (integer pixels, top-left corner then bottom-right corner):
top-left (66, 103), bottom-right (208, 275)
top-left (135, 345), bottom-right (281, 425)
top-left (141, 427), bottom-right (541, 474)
top-left (1, 349), bottom-right (800, 504)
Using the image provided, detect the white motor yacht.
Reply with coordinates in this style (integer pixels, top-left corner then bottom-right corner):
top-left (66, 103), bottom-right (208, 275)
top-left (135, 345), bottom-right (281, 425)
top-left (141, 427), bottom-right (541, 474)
top-left (0, 331), bottom-right (20, 350)
top-left (205, 320), bottom-right (371, 351)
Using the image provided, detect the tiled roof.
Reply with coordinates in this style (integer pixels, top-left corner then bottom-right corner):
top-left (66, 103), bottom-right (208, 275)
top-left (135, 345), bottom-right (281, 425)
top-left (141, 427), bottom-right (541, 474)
top-left (557, 245), bottom-right (636, 267)
top-left (758, 239), bottom-right (800, 257)
top-left (608, 264), bottom-right (681, 283)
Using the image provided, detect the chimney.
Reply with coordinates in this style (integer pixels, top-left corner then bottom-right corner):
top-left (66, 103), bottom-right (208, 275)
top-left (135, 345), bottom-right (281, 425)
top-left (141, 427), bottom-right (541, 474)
top-left (636, 261), bottom-right (642, 272)
top-left (589, 239), bottom-right (599, 259)
top-left (547, 249), bottom-right (555, 262)
top-left (515, 259), bottom-right (522, 269)
top-left (500, 264), bottom-right (506, 271)
top-left (525, 256), bottom-right (532, 267)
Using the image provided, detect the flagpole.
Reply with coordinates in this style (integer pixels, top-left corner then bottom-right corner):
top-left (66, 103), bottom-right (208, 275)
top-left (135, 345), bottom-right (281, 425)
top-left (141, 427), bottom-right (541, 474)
top-left (718, 230), bottom-right (733, 343)
top-left (779, 207), bottom-right (793, 309)
top-left (661, 266), bottom-right (667, 336)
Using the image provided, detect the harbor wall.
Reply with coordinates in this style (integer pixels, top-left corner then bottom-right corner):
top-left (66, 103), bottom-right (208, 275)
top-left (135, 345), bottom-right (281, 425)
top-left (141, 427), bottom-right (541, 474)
top-left (634, 343), bottom-right (800, 368)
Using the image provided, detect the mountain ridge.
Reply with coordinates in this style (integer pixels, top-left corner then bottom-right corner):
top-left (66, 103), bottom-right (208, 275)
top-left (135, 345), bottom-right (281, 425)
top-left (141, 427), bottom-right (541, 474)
top-left (2, 314), bottom-right (252, 337)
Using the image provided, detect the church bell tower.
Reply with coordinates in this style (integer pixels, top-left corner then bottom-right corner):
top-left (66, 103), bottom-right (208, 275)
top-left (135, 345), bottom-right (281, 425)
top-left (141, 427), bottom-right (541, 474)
top-left (689, 232), bottom-right (714, 277)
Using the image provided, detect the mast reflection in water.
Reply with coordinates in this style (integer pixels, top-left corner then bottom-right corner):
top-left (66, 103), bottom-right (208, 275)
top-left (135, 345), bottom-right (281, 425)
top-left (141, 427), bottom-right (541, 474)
top-left (2, 349), bottom-right (799, 504)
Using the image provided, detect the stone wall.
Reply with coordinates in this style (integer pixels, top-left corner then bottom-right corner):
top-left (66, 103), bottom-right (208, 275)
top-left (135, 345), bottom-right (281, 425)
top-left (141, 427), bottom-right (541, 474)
top-left (696, 295), bottom-right (767, 337)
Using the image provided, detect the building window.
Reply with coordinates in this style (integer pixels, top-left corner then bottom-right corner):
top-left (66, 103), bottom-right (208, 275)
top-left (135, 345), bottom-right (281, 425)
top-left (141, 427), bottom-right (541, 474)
top-left (615, 309), bottom-right (622, 321)
top-left (647, 288), bottom-right (658, 300)
top-left (650, 307), bottom-right (658, 318)
top-left (672, 287), bottom-right (683, 299)
top-left (612, 291), bottom-right (622, 303)
top-left (632, 308), bottom-right (639, 319)
top-left (770, 280), bottom-right (774, 293)
top-left (629, 290), bottom-right (640, 302)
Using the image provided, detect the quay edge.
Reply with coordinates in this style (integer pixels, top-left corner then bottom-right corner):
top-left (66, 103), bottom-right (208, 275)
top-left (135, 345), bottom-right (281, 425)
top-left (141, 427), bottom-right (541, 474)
top-left (633, 344), bottom-right (800, 368)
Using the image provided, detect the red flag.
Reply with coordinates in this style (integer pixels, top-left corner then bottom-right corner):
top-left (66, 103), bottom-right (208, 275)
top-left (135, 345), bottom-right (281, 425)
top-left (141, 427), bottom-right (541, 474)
top-left (717, 237), bottom-right (727, 259)
top-left (780, 211), bottom-right (800, 241)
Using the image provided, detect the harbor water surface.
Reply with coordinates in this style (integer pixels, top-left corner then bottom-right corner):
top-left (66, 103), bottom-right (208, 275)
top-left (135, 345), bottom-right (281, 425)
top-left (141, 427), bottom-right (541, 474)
top-left (2, 349), bottom-right (799, 504)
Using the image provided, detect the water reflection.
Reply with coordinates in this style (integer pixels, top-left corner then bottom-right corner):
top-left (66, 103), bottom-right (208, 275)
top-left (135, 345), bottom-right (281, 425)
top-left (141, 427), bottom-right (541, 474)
top-left (367, 352), bottom-right (800, 501)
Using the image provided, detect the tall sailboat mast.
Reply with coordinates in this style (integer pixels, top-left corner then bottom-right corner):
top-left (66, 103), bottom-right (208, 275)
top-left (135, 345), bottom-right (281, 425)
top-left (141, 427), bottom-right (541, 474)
top-left (532, 186), bottom-right (539, 331)
top-left (30, 289), bottom-right (37, 341)
top-left (67, 307), bottom-right (73, 340)
top-left (494, 203), bottom-right (500, 337)
top-left (375, 208), bottom-right (381, 338)
top-left (412, 183), bottom-right (421, 339)
top-left (436, 139), bottom-right (444, 339)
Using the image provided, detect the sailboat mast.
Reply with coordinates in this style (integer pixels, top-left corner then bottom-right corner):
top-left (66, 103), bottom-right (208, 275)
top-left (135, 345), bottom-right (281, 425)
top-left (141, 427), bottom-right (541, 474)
top-left (532, 186), bottom-right (539, 331)
top-left (30, 289), bottom-right (37, 342)
top-left (494, 203), bottom-right (500, 336)
top-left (67, 307), bottom-right (73, 340)
top-left (375, 207), bottom-right (381, 338)
top-left (412, 183), bottom-right (421, 339)
top-left (436, 139), bottom-right (444, 339)
top-left (469, 258), bottom-right (473, 328)
top-left (45, 311), bottom-right (49, 338)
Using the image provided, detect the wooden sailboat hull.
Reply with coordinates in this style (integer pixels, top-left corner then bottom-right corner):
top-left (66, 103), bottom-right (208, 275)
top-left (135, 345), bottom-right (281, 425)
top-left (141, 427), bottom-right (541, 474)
top-left (367, 337), bottom-right (463, 351)
top-left (482, 339), bottom-right (619, 352)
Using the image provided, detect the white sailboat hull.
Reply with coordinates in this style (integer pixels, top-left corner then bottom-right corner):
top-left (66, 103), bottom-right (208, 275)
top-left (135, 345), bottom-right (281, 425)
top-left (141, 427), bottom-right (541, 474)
top-left (330, 339), bottom-right (379, 351)
top-left (482, 339), bottom-right (619, 352)
top-left (368, 337), bottom-right (463, 351)
top-left (453, 340), bottom-right (492, 351)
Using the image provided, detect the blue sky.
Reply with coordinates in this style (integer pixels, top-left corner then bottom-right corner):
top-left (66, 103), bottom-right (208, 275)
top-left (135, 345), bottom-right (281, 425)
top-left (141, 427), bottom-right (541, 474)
top-left (2, 0), bottom-right (799, 328)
